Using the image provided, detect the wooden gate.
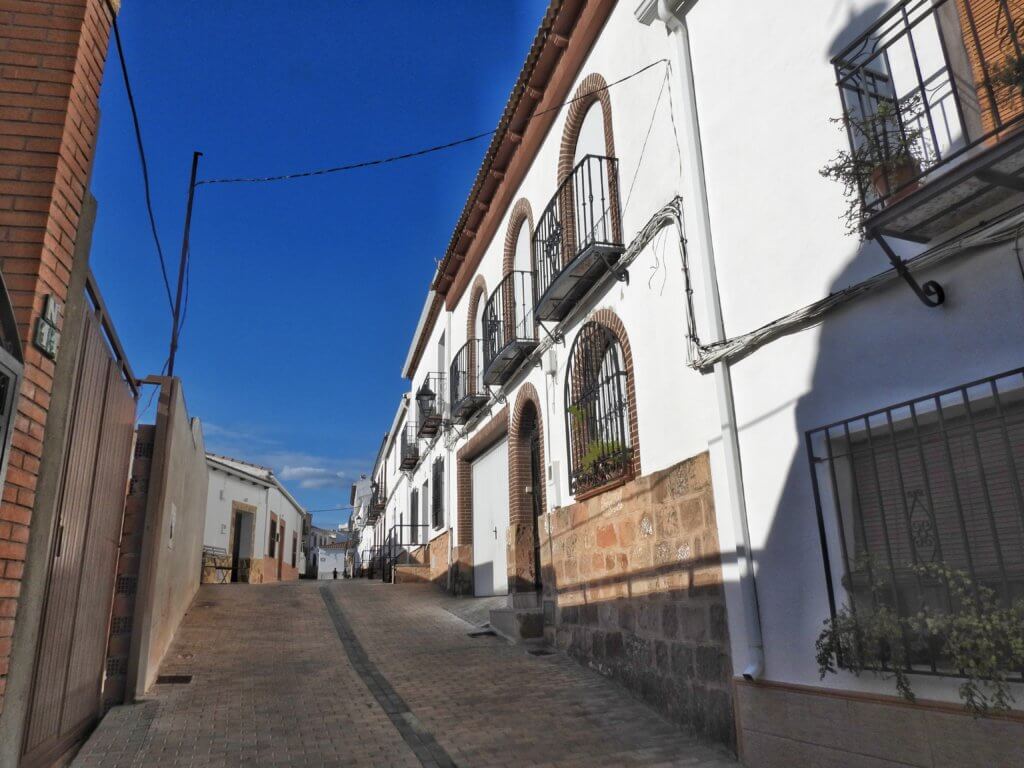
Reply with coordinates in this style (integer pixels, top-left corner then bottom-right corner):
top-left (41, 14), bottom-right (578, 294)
top-left (21, 276), bottom-right (137, 767)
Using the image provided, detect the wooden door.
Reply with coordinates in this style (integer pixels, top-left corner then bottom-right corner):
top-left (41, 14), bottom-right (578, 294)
top-left (21, 307), bottom-right (136, 767)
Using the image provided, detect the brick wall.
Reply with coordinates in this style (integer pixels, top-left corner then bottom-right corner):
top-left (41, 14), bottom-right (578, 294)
top-left (0, 0), bottom-right (113, 714)
top-left (543, 452), bottom-right (735, 749)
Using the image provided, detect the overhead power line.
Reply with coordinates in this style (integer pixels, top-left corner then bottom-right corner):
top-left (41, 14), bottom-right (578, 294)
top-left (195, 59), bottom-right (669, 187)
top-left (103, 0), bottom-right (175, 314)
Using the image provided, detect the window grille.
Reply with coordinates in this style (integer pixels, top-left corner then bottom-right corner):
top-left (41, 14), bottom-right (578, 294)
top-left (432, 457), bottom-right (444, 529)
top-left (410, 489), bottom-right (419, 545)
top-left (808, 368), bottom-right (1024, 679)
top-left (564, 321), bottom-right (632, 496)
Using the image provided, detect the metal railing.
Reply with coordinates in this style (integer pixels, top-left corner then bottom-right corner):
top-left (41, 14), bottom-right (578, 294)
top-left (807, 367), bottom-right (1024, 680)
top-left (482, 270), bottom-right (536, 385)
top-left (533, 154), bottom-right (622, 311)
top-left (450, 338), bottom-right (487, 422)
top-left (833, 0), bottom-right (1024, 218)
top-left (400, 424), bottom-right (419, 470)
top-left (416, 373), bottom-right (446, 438)
top-left (381, 524), bottom-right (430, 582)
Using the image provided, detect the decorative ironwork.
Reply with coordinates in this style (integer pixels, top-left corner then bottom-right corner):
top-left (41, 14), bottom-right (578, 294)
top-left (832, 0), bottom-right (1024, 243)
top-left (416, 373), bottom-right (446, 438)
top-left (807, 367), bottom-right (1024, 680)
top-left (564, 321), bottom-right (632, 496)
top-left (482, 270), bottom-right (537, 386)
top-left (450, 338), bottom-right (488, 422)
top-left (534, 154), bottom-right (624, 321)
top-left (400, 424), bottom-right (419, 471)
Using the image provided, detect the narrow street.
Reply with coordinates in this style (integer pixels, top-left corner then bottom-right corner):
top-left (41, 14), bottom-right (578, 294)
top-left (73, 581), bottom-right (737, 768)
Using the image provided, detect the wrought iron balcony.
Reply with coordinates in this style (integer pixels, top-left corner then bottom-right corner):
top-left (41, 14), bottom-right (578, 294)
top-left (533, 154), bottom-right (623, 321)
top-left (367, 483), bottom-right (385, 523)
top-left (415, 373), bottom-right (446, 438)
top-left (833, 0), bottom-right (1024, 242)
top-left (449, 338), bottom-right (488, 423)
top-left (482, 270), bottom-right (537, 386)
top-left (399, 425), bottom-right (419, 470)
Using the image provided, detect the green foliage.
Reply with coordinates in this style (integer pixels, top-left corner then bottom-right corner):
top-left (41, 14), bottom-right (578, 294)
top-left (816, 562), bottom-right (1024, 716)
top-left (819, 98), bottom-right (924, 238)
top-left (579, 439), bottom-right (623, 472)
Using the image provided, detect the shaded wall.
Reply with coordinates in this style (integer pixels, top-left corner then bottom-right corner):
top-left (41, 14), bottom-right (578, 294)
top-left (544, 452), bottom-right (735, 749)
top-left (128, 377), bottom-right (207, 698)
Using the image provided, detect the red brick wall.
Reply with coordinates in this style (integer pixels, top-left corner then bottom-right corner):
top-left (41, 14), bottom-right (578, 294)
top-left (0, 0), bottom-right (113, 714)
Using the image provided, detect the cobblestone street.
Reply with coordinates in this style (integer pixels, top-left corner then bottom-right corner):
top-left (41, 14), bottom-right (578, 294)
top-left (74, 580), bottom-right (737, 767)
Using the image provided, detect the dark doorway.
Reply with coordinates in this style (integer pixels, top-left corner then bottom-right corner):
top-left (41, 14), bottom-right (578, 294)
top-left (527, 412), bottom-right (544, 592)
top-left (231, 511), bottom-right (243, 583)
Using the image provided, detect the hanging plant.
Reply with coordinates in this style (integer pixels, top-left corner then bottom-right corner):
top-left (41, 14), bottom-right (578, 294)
top-left (816, 562), bottom-right (1024, 716)
top-left (820, 97), bottom-right (925, 238)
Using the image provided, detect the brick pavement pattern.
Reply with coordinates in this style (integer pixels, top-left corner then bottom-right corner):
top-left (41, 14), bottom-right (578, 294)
top-left (74, 580), bottom-right (738, 767)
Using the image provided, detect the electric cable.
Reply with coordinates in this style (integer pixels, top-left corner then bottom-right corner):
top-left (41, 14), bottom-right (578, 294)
top-left (194, 59), bottom-right (669, 187)
top-left (103, 0), bottom-right (174, 314)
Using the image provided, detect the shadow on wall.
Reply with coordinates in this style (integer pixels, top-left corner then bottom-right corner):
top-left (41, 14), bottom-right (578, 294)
top-left (737, 6), bottom-right (1024, 760)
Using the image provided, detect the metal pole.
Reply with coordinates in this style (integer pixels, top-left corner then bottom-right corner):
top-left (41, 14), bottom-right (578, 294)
top-left (168, 150), bottom-right (202, 377)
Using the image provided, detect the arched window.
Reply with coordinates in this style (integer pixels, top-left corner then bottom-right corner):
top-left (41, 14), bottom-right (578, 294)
top-left (573, 102), bottom-right (606, 165)
top-left (564, 321), bottom-right (633, 496)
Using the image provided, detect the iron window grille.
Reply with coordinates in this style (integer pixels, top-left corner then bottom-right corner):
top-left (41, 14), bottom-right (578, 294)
top-left (450, 338), bottom-right (488, 423)
top-left (832, 0), bottom-right (1024, 241)
top-left (416, 373), bottom-right (446, 438)
top-left (400, 425), bottom-right (419, 471)
top-left (807, 367), bottom-right (1024, 680)
top-left (410, 489), bottom-right (420, 545)
top-left (482, 270), bottom-right (537, 386)
top-left (564, 321), bottom-right (633, 496)
top-left (534, 154), bottom-right (624, 322)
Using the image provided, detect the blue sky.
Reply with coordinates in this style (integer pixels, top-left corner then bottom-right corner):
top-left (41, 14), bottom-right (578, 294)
top-left (90, 1), bottom-right (548, 528)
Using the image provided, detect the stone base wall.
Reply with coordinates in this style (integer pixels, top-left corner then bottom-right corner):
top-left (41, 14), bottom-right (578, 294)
top-left (543, 452), bottom-right (735, 749)
top-left (427, 531), bottom-right (450, 584)
top-left (393, 565), bottom-right (432, 584)
top-left (735, 680), bottom-right (1024, 767)
top-left (250, 558), bottom-right (299, 583)
top-left (200, 552), bottom-right (232, 584)
top-left (451, 544), bottom-right (473, 596)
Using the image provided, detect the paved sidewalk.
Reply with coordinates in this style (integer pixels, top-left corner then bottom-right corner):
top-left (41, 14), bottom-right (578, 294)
top-left (74, 580), bottom-right (737, 767)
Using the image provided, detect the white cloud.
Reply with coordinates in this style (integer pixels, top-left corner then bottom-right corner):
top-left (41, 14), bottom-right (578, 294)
top-left (279, 464), bottom-right (348, 490)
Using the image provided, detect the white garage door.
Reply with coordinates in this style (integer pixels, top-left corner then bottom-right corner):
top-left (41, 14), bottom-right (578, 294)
top-left (471, 438), bottom-right (509, 597)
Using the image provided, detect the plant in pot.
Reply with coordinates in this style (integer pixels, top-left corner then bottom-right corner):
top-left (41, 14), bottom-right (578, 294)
top-left (816, 561), bottom-right (1024, 716)
top-left (820, 97), bottom-right (925, 237)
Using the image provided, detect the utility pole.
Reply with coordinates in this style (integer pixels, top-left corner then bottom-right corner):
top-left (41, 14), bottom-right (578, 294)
top-left (168, 150), bottom-right (202, 377)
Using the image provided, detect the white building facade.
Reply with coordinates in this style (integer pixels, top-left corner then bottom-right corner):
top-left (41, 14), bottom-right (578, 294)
top-left (363, 1), bottom-right (1024, 762)
top-left (204, 454), bottom-right (308, 583)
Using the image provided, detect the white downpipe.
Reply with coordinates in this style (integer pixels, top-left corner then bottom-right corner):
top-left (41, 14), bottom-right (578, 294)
top-left (648, 0), bottom-right (765, 679)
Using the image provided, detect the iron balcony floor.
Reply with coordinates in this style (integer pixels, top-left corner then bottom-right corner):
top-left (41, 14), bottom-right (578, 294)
top-left (450, 394), bottom-right (488, 423)
top-left (869, 126), bottom-right (1024, 243)
top-left (536, 242), bottom-right (624, 322)
top-left (482, 340), bottom-right (538, 386)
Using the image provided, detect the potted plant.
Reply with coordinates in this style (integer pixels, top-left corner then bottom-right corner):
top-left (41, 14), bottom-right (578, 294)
top-left (816, 562), bottom-right (1024, 716)
top-left (820, 98), bottom-right (925, 237)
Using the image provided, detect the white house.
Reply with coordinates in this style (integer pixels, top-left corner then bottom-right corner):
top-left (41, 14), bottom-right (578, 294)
top-left (204, 453), bottom-right (307, 583)
top-left (360, 1), bottom-right (1024, 763)
top-left (314, 543), bottom-right (349, 580)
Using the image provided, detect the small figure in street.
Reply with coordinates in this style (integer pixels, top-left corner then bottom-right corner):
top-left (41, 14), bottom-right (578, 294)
top-left (332, 568), bottom-right (338, 580)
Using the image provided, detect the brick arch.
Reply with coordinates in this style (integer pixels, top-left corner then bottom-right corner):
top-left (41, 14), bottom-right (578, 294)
top-left (466, 275), bottom-right (488, 342)
top-left (507, 383), bottom-right (547, 594)
top-left (502, 198), bottom-right (534, 277)
top-left (556, 72), bottom-right (622, 260)
top-left (557, 72), bottom-right (616, 185)
top-left (569, 308), bottom-right (641, 485)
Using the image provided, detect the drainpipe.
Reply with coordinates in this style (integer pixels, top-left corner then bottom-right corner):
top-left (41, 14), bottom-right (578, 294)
top-left (637, 0), bottom-right (764, 680)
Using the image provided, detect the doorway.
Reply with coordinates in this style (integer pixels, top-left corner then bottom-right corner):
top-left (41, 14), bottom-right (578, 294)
top-left (528, 422), bottom-right (544, 592)
top-left (230, 505), bottom-right (255, 583)
top-left (472, 438), bottom-right (509, 596)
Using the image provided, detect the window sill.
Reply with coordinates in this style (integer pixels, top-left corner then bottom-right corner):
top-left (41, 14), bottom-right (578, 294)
top-left (572, 471), bottom-right (632, 503)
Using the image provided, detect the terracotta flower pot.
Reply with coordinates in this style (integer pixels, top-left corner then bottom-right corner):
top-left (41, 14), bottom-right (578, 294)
top-left (871, 157), bottom-right (921, 206)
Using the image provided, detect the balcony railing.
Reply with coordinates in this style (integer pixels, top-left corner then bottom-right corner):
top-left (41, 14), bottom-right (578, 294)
top-left (833, 0), bottom-right (1024, 241)
top-left (533, 154), bottom-right (623, 321)
top-left (400, 425), bottom-right (419, 470)
top-left (450, 338), bottom-right (488, 423)
top-left (416, 373), bottom-right (446, 438)
top-left (482, 270), bottom-right (537, 386)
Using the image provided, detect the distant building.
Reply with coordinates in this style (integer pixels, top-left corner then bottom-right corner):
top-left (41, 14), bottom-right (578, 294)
top-left (204, 454), bottom-right (307, 583)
